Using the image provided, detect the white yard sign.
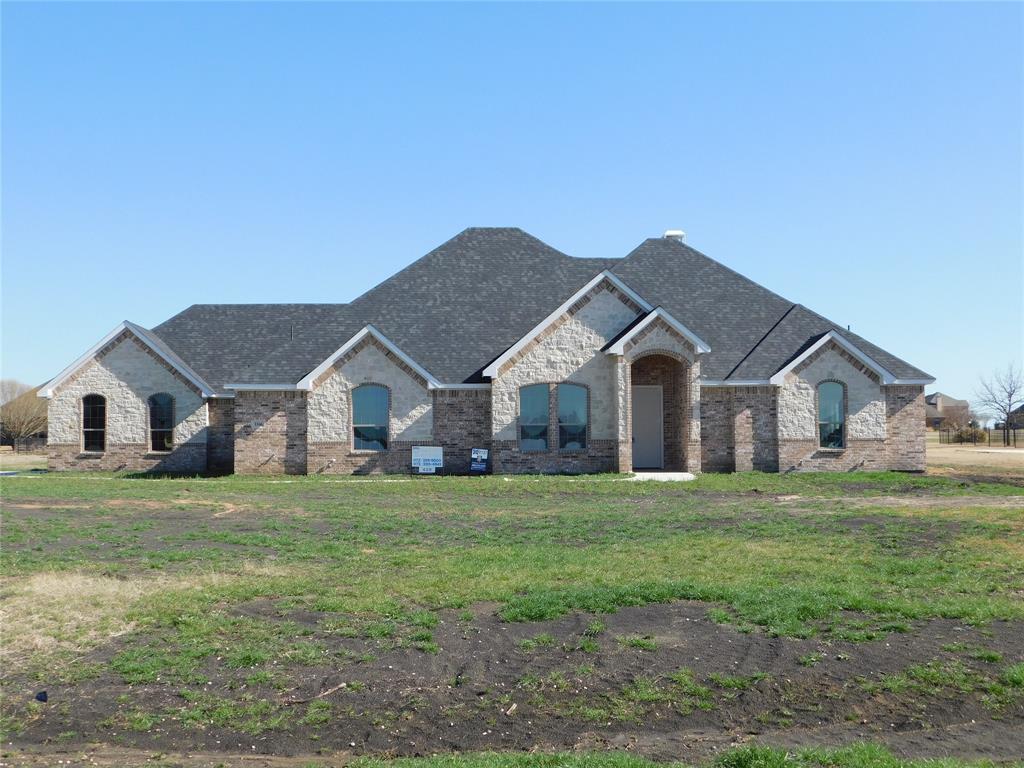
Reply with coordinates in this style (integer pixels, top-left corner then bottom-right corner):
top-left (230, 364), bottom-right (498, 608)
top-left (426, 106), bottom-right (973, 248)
top-left (411, 446), bottom-right (443, 474)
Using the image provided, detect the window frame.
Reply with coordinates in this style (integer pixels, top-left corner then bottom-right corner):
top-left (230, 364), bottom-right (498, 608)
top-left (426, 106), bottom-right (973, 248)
top-left (81, 394), bottom-right (106, 453)
top-left (518, 383), bottom-right (551, 452)
top-left (147, 393), bottom-right (175, 453)
top-left (556, 383), bottom-right (589, 452)
top-left (816, 380), bottom-right (847, 450)
top-left (351, 383), bottom-right (390, 452)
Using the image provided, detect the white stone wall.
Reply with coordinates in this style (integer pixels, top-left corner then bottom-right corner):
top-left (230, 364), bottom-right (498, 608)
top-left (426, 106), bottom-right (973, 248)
top-left (625, 324), bottom-right (695, 364)
top-left (777, 346), bottom-right (886, 440)
top-left (492, 287), bottom-right (639, 441)
top-left (48, 337), bottom-right (207, 446)
top-left (308, 342), bottom-right (432, 443)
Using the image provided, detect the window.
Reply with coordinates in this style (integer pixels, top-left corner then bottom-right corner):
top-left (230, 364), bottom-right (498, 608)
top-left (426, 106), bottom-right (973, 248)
top-left (818, 381), bottom-right (845, 449)
top-left (519, 384), bottom-right (549, 451)
top-left (353, 384), bottom-right (388, 451)
top-left (557, 383), bottom-right (588, 450)
top-left (148, 393), bottom-right (174, 452)
top-left (82, 394), bottom-right (106, 452)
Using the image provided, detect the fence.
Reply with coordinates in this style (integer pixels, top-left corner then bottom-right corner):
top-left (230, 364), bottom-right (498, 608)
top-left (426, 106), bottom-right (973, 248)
top-left (939, 427), bottom-right (1018, 447)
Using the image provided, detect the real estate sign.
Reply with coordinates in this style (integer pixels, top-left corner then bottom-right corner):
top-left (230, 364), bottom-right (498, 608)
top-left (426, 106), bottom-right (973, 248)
top-left (411, 446), bottom-right (443, 474)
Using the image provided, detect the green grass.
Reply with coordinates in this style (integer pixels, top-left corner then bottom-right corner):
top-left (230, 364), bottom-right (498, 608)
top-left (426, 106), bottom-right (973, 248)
top-left (2, 471), bottom-right (1022, 737)
top-left (349, 742), bottom-right (1020, 767)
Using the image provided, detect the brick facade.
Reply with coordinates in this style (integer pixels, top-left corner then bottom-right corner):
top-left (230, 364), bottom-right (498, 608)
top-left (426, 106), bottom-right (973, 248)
top-left (207, 398), bottom-right (235, 474)
top-left (232, 391), bottom-right (308, 475)
top-left (700, 386), bottom-right (779, 473)
top-left (48, 442), bottom-right (206, 473)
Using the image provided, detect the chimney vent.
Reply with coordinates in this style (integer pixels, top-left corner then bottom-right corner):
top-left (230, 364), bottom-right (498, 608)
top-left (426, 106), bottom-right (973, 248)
top-left (664, 229), bottom-right (685, 242)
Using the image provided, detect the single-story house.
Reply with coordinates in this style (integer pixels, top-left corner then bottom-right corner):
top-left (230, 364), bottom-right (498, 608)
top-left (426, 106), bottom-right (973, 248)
top-left (39, 228), bottom-right (933, 475)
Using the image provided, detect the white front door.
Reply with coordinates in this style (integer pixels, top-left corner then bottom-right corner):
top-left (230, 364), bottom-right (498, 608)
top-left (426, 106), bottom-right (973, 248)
top-left (632, 385), bottom-right (663, 469)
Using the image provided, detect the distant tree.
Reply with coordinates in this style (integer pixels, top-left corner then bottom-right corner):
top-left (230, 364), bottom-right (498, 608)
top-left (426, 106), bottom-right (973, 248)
top-left (1, 379), bottom-right (32, 405)
top-left (0, 380), bottom-right (47, 447)
top-left (975, 365), bottom-right (1024, 445)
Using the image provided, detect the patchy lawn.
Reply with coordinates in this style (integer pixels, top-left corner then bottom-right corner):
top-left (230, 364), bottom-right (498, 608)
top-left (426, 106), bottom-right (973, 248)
top-left (1, 471), bottom-right (1022, 766)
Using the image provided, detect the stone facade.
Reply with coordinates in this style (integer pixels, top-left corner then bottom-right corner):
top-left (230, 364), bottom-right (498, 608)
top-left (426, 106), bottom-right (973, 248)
top-left (490, 281), bottom-right (641, 474)
top-left (46, 331), bottom-right (207, 473)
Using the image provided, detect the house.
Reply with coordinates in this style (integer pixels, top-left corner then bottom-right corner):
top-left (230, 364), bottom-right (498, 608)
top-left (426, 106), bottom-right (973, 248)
top-left (38, 228), bottom-right (934, 475)
top-left (924, 392), bottom-right (970, 430)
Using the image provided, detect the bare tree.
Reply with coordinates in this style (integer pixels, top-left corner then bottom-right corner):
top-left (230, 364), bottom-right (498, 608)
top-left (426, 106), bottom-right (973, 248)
top-left (0, 380), bottom-right (48, 448)
top-left (975, 365), bottom-right (1024, 445)
top-left (1, 379), bottom-right (32, 405)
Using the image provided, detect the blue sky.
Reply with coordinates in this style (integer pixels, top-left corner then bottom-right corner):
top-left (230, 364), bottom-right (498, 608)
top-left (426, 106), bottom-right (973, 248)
top-left (2, 2), bottom-right (1021, 408)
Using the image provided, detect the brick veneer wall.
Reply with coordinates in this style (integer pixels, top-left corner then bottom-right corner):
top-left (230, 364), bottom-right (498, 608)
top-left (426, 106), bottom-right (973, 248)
top-left (700, 386), bottom-right (778, 473)
top-left (433, 389), bottom-right (492, 473)
top-left (884, 385), bottom-right (926, 470)
top-left (48, 442), bottom-right (206, 472)
top-left (233, 391), bottom-right (308, 475)
top-left (207, 398), bottom-right (235, 474)
top-left (491, 439), bottom-right (618, 474)
top-left (778, 439), bottom-right (888, 472)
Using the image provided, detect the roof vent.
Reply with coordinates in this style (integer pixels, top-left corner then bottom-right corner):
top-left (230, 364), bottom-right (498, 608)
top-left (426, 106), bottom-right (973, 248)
top-left (663, 229), bottom-right (685, 242)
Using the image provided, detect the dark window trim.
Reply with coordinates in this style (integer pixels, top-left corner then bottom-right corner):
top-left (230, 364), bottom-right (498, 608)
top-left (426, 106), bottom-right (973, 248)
top-left (148, 392), bottom-right (175, 453)
top-left (81, 394), bottom-right (106, 453)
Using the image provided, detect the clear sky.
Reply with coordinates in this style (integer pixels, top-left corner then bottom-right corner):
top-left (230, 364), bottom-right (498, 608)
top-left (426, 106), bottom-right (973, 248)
top-left (2, 2), bottom-right (1021, 409)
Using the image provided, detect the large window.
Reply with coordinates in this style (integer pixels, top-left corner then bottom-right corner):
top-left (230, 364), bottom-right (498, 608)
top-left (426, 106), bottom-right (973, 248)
top-left (557, 383), bottom-right (588, 450)
top-left (817, 381), bottom-right (845, 449)
top-left (519, 384), bottom-right (549, 452)
top-left (353, 384), bottom-right (388, 451)
top-left (148, 393), bottom-right (174, 452)
top-left (82, 394), bottom-right (106, 452)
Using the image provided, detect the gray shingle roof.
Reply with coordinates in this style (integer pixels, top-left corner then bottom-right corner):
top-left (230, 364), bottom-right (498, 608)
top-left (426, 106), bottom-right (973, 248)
top-left (147, 227), bottom-right (931, 390)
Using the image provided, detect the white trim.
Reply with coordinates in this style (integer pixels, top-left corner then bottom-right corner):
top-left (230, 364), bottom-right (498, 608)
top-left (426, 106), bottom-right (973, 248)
top-left (434, 383), bottom-right (491, 390)
top-left (604, 306), bottom-right (711, 356)
top-left (701, 379), bottom-right (772, 387)
top-left (223, 383), bottom-right (300, 391)
top-left (293, 324), bottom-right (443, 391)
top-left (768, 330), bottom-right (904, 386)
top-left (38, 321), bottom-right (216, 399)
top-left (482, 271), bottom-right (654, 378)
top-left (890, 378), bottom-right (935, 386)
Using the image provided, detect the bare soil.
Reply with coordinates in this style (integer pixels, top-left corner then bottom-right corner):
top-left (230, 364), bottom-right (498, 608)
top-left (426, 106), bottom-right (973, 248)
top-left (4, 601), bottom-right (1022, 766)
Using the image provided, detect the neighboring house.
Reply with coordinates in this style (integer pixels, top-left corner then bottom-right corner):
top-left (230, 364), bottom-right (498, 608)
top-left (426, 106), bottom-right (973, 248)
top-left (924, 392), bottom-right (970, 430)
top-left (38, 228), bottom-right (933, 475)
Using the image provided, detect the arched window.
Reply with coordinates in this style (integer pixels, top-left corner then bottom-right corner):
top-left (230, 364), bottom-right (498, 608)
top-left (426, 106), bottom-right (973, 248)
top-left (519, 384), bottom-right (549, 452)
top-left (148, 393), bottom-right (174, 452)
top-left (353, 384), bottom-right (388, 451)
top-left (557, 383), bottom-right (588, 450)
top-left (818, 381), bottom-right (845, 449)
top-left (82, 394), bottom-right (106, 452)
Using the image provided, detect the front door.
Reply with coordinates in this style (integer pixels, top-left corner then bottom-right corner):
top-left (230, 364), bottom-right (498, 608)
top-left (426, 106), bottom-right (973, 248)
top-left (631, 385), bottom-right (663, 469)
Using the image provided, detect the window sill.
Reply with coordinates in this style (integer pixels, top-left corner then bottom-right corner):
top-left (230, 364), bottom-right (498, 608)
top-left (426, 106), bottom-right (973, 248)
top-left (816, 447), bottom-right (846, 454)
top-left (145, 451), bottom-right (173, 457)
top-left (351, 449), bottom-right (388, 455)
top-left (78, 452), bottom-right (105, 458)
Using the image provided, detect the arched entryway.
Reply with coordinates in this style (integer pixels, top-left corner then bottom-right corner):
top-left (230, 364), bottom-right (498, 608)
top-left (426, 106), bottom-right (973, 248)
top-left (630, 353), bottom-right (689, 471)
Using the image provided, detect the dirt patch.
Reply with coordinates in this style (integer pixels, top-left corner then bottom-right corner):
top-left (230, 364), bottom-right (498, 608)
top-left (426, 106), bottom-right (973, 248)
top-left (4, 602), bottom-right (1022, 764)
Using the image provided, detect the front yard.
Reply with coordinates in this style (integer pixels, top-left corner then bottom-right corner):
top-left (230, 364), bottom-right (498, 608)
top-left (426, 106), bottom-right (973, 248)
top-left (1, 470), bottom-right (1022, 767)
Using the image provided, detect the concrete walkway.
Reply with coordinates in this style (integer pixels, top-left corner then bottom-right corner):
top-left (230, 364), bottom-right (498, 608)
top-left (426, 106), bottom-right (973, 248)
top-left (626, 471), bottom-right (696, 482)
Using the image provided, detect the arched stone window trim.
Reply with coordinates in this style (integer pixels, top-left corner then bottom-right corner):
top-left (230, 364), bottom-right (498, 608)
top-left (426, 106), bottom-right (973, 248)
top-left (82, 394), bottom-right (106, 453)
top-left (350, 383), bottom-right (391, 452)
top-left (816, 379), bottom-right (847, 450)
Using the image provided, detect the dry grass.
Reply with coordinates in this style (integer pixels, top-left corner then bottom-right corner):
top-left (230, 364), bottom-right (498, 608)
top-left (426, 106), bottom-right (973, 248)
top-left (0, 451), bottom-right (46, 472)
top-left (0, 572), bottom-right (152, 672)
top-left (0, 564), bottom-right (295, 674)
